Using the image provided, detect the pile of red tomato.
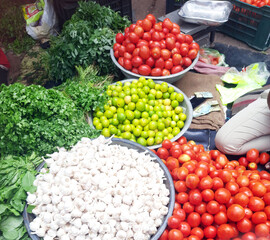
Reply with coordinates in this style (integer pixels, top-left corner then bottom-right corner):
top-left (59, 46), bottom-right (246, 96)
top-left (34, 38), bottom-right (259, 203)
top-left (239, 0), bottom-right (270, 7)
top-left (113, 14), bottom-right (199, 77)
top-left (153, 137), bottom-right (270, 240)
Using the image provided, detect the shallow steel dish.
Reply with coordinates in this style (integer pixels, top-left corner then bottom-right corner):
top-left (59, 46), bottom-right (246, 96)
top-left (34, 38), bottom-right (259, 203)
top-left (178, 0), bottom-right (233, 26)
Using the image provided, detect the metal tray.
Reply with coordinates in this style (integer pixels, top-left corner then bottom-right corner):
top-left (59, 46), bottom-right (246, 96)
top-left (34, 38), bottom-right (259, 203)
top-left (178, 0), bottom-right (233, 26)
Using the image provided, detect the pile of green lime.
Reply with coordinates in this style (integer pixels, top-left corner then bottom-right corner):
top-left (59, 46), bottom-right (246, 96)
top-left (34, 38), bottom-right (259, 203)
top-left (93, 78), bottom-right (187, 146)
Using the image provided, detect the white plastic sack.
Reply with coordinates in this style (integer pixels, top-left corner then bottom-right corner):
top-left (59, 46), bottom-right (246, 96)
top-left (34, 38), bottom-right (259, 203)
top-left (26, 0), bottom-right (59, 40)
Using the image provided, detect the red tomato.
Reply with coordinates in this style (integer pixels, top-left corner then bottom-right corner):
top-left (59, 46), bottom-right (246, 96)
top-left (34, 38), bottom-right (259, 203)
top-left (234, 192), bottom-right (249, 207)
top-left (142, 18), bottom-right (152, 31)
top-left (173, 208), bottom-right (186, 221)
top-left (171, 47), bottom-right (181, 55)
top-left (118, 57), bottom-right (124, 66)
top-left (183, 202), bottom-right (195, 214)
top-left (125, 43), bottom-right (135, 53)
top-left (129, 24), bottom-right (136, 32)
top-left (180, 46), bottom-right (189, 57)
top-left (152, 31), bottom-right (161, 41)
top-left (162, 18), bottom-right (173, 31)
top-left (190, 227), bottom-right (204, 239)
top-left (115, 33), bottom-right (124, 44)
top-left (145, 57), bottom-right (155, 68)
top-left (166, 157), bottom-right (180, 171)
top-left (201, 213), bottom-right (214, 226)
top-left (188, 49), bottom-right (198, 60)
top-left (195, 202), bottom-right (207, 214)
top-left (176, 192), bottom-right (189, 204)
top-left (182, 57), bottom-right (192, 67)
top-left (204, 226), bottom-right (217, 239)
top-left (212, 177), bottom-right (224, 190)
top-left (259, 152), bottom-right (270, 165)
top-left (139, 46), bottom-right (150, 60)
top-left (161, 49), bottom-right (171, 60)
top-left (241, 232), bottom-right (257, 240)
top-left (155, 57), bottom-right (165, 69)
top-left (199, 176), bottom-right (213, 190)
top-left (255, 223), bottom-right (270, 237)
top-left (250, 181), bottom-right (267, 197)
top-left (146, 14), bottom-right (156, 25)
top-left (177, 167), bottom-right (189, 181)
top-left (142, 32), bottom-right (151, 42)
top-left (134, 26), bottom-right (144, 38)
top-left (246, 148), bottom-right (259, 162)
top-left (124, 52), bottom-right (132, 60)
top-left (179, 222), bottom-right (191, 237)
top-left (162, 69), bottom-right (170, 76)
top-left (131, 56), bottom-right (143, 68)
top-left (114, 50), bottom-right (119, 59)
top-left (237, 175), bottom-right (250, 187)
top-left (206, 200), bottom-right (220, 214)
top-left (214, 188), bottom-right (231, 204)
top-left (162, 139), bottom-right (172, 149)
top-left (157, 147), bottom-right (169, 160)
top-left (239, 156), bottom-right (249, 167)
top-left (189, 189), bottom-right (202, 205)
top-left (248, 162), bottom-right (258, 170)
top-left (151, 67), bottom-right (162, 76)
top-left (201, 189), bottom-right (215, 202)
top-left (165, 60), bottom-right (173, 70)
top-left (214, 211), bottom-right (228, 225)
top-left (226, 182), bottom-right (240, 195)
top-left (227, 204), bottom-right (245, 222)
top-left (151, 47), bottom-right (161, 59)
top-left (248, 196), bottom-right (265, 212)
top-left (217, 224), bottom-right (235, 240)
top-left (138, 64), bottom-right (151, 76)
top-left (172, 54), bottom-right (183, 66)
top-left (171, 66), bottom-right (183, 74)
top-left (166, 37), bottom-right (176, 50)
top-left (113, 42), bottom-right (121, 51)
top-left (189, 42), bottom-right (200, 51)
top-left (159, 229), bottom-right (169, 240)
top-left (131, 68), bottom-right (139, 74)
top-left (118, 45), bottom-right (126, 57)
top-left (237, 217), bottom-right (252, 233)
top-left (252, 211), bottom-right (267, 224)
top-left (168, 229), bottom-right (183, 240)
top-left (186, 174), bottom-right (200, 189)
top-left (132, 47), bottom-right (140, 56)
top-left (260, 171), bottom-right (270, 180)
top-left (187, 212), bottom-right (201, 227)
top-left (185, 34), bottom-right (193, 44)
top-left (123, 58), bottom-right (132, 70)
top-left (264, 205), bottom-right (270, 220)
top-left (174, 180), bottom-right (187, 193)
top-left (137, 39), bottom-right (149, 48)
top-left (168, 215), bottom-right (181, 229)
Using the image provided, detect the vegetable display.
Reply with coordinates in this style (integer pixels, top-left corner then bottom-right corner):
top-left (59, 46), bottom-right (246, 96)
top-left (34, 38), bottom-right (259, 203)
top-left (46, 1), bottom-right (131, 82)
top-left (154, 137), bottom-right (270, 240)
top-left (27, 136), bottom-right (170, 239)
top-left (0, 153), bottom-right (42, 239)
top-left (113, 14), bottom-right (199, 77)
top-left (93, 78), bottom-right (187, 146)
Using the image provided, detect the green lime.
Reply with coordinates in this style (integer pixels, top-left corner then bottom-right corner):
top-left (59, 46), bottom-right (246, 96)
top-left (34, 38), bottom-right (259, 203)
top-left (175, 106), bottom-right (183, 114)
top-left (102, 128), bottom-right (110, 137)
top-left (134, 110), bottom-right (141, 119)
top-left (163, 99), bottom-right (171, 106)
top-left (102, 119), bottom-right (110, 128)
top-left (131, 88), bottom-right (137, 95)
top-left (172, 114), bottom-right (180, 122)
top-left (148, 93), bottom-right (155, 100)
top-left (106, 89), bottom-right (112, 96)
top-left (155, 84), bottom-right (161, 91)
top-left (104, 110), bottom-right (114, 119)
top-left (112, 91), bottom-right (118, 97)
top-left (118, 91), bottom-right (125, 99)
top-left (109, 125), bottom-right (118, 135)
top-left (124, 96), bottom-right (132, 104)
top-left (137, 82), bottom-right (143, 89)
top-left (124, 82), bottom-right (131, 87)
top-left (116, 98), bottom-right (125, 108)
top-left (170, 92), bottom-right (177, 101)
top-left (124, 124), bottom-right (132, 132)
top-left (149, 121), bottom-right (158, 130)
top-left (123, 119), bottom-right (130, 125)
top-left (151, 114), bottom-right (159, 121)
top-left (163, 92), bottom-right (170, 99)
top-left (140, 118), bottom-right (148, 127)
top-left (137, 137), bottom-right (147, 146)
top-left (167, 127), bottom-right (173, 133)
top-left (156, 91), bottom-right (163, 99)
top-left (156, 111), bottom-right (163, 118)
top-left (164, 118), bottom-right (171, 127)
top-left (160, 82), bottom-right (168, 93)
top-left (136, 101), bottom-right (145, 112)
top-left (157, 122), bottom-right (165, 131)
top-left (168, 86), bottom-right (174, 93)
top-left (93, 118), bottom-right (100, 126)
top-left (117, 108), bottom-right (125, 114)
top-left (133, 127), bottom-right (142, 137)
top-left (126, 110), bottom-right (135, 121)
top-left (117, 113), bottom-right (126, 122)
top-left (111, 118), bottom-right (119, 126)
top-left (177, 120), bottom-right (185, 129)
top-left (148, 130), bottom-right (156, 138)
top-left (155, 136), bottom-right (163, 145)
top-left (147, 137), bottom-right (155, 146)
top-left (141, 131), bottom-right (149, 139)
top-left (122, 132), bottom-right (132, 140)
top-left (96, 111), bottom-right (103, 118)
top-left (143, 86), bottom-right (150, 94)
top-left (148, 80), bottom-right (155, 89)
top-left (128, 102), bottom-right (136, 111)
top-left (179, 113), bottom-right (187, 121)
top-left (171, 100), bottom-right (179, 108)
top-left (170, 121), bottom-right (177, 128)
top-left (168, 133), bottom-right (174, 140)
top-left (95, 123), bottom-right (103, 130)
top-left (141, 111), bottom-right (149, 119)
top-left (149, 89), bottom-right (156, 96)
top-left (172, 127), bottom-right (181, 136)
top-left (132, 119), bottom-right (140, 126)
top-left (115, 85), bottom-right (122, 92)
top-left (162, 128), bottom-right (169, 136)
top-left (148, 100), bottom-right (155, 106)
top-left (131, 94), bottom-right (139, 103)
top-left (176, 93), bottom-right (184, 102)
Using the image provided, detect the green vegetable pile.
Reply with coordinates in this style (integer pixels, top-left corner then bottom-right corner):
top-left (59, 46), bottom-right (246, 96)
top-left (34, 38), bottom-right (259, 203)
top-left (47, 1), bottom-right (131, 82)
top-left (0, 154), bottom-right (42, 240)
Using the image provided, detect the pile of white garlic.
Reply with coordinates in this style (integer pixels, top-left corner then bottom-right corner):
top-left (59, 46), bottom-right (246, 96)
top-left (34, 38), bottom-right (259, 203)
top-left (27, 136), bottom-right (170, 240)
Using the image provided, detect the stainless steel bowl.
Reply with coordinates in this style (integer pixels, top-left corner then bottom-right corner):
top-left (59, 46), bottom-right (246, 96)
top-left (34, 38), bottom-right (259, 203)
top-left (23, 138), bottom-right (175, 240)
top-left (111, 49), bottom-right (199, 84)
top-left (109, 79), bottom-right (193, 150)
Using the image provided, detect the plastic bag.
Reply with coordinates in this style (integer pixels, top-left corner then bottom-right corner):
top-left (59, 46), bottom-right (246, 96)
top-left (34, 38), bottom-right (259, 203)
top-left (216, 62), bottom-right (270, 105)
top-left (26, 0), bottom-right (58, 40)
top-left (199, 48), bottom-right (228, 67)
top-left (22, 0), bottom-right (45, 26)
